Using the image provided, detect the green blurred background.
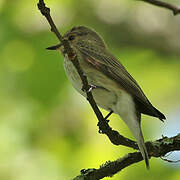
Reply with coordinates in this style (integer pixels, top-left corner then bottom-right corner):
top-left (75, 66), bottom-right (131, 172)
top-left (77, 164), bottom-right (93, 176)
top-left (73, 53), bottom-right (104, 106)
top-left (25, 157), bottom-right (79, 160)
top-left (0, 0), bottom-right (180, 179)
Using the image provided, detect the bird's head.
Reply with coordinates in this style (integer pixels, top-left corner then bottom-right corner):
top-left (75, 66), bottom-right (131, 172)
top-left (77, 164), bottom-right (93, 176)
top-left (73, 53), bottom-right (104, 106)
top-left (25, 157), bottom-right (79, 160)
top-left (46, 26), bottom-right (106, 51)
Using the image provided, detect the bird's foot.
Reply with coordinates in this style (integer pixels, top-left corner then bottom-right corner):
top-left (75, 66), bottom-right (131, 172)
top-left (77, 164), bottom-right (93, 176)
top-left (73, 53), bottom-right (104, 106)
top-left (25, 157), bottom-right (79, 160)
top-left (81, 84), bottom-right (96, 92)
top-left (98, 119), bottom-right (111, 134)
top-left (88, 84), bottom-right (97, 92)
top-left (97, 111), bottom-right (113, 134)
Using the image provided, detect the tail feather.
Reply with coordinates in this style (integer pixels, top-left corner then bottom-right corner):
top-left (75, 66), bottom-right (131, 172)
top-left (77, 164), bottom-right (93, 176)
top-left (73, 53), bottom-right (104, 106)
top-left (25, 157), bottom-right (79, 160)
top-left (153, 106), bottom-right (166, 121)
top-left (138, 130), bottom-right (149, 169)
top-left (120, 112), bottom-right (150, 169)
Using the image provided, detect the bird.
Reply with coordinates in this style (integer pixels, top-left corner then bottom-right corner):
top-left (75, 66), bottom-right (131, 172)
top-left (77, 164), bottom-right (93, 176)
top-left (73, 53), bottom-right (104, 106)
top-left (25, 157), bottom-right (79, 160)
top-left (46, 26), bottom-right (166, 169)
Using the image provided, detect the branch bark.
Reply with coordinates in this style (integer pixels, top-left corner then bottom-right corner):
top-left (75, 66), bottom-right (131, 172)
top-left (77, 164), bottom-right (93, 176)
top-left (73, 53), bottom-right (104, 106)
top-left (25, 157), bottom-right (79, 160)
top-left (141, 0), bottom-right (180, 15)
top-left (73, 134), bottom-right (180, 180)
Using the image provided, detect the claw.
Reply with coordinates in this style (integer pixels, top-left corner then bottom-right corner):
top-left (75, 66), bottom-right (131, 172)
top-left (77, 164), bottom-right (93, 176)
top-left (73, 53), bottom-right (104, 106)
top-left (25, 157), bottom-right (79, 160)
top-left (88, 84), bottom-right (96, 92)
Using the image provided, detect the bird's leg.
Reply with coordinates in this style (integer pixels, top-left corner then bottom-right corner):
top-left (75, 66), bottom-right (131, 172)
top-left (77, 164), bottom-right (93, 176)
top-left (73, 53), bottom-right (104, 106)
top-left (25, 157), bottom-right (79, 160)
top-left (104, 110), bottom-right (113, 120)
top-left (98, 110), bottom-right (113, 134)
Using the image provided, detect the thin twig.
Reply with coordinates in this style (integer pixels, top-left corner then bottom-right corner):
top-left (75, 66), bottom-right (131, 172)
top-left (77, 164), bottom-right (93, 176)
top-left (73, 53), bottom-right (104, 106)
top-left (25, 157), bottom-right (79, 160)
top-left (37, 0), bottom-right (63, 41)
top-left (141, 0), bottom-right (180, 15)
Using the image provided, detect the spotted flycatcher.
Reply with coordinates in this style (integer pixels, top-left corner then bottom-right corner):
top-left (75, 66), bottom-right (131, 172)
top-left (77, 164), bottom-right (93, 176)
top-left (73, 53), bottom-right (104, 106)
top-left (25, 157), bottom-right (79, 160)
top-left (47, 26), bottom-right (166, 169)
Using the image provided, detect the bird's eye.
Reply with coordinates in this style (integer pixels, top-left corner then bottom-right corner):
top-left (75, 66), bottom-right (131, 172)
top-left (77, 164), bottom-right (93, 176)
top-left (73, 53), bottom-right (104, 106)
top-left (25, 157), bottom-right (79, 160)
top-left (68, 35), bottom-right (75, 41)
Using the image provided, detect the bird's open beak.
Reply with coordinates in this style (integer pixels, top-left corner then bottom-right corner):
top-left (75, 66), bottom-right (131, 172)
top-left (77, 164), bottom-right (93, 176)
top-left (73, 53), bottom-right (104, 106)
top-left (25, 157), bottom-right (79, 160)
top-left (46, 43), bottom-right (62, 50)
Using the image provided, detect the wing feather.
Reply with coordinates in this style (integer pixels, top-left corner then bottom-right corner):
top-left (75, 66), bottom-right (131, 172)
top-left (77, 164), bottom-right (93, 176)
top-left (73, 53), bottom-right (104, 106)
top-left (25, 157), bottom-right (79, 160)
top-left (76, 42), bottom-right (165, 120)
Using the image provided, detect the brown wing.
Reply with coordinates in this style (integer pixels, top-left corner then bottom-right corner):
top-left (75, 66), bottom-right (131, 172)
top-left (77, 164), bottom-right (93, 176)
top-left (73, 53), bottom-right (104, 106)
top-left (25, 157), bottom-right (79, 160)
top-left (76, 42), bottom-right (165, 120)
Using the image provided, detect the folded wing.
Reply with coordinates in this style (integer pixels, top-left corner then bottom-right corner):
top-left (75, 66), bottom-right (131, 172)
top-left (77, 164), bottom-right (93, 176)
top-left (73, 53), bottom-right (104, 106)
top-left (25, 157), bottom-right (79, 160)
top-left (76, 42), bottom-right (166, 120)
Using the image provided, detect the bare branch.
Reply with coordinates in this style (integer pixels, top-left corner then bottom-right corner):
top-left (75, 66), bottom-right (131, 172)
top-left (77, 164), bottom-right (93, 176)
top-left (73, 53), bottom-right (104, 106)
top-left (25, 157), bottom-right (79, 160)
top-left (141, 0), bottom-right (180, 15)
top-left (37, 0), bottom-right (63, 41)
top-left (73, 134), bottom-right (180, 180)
